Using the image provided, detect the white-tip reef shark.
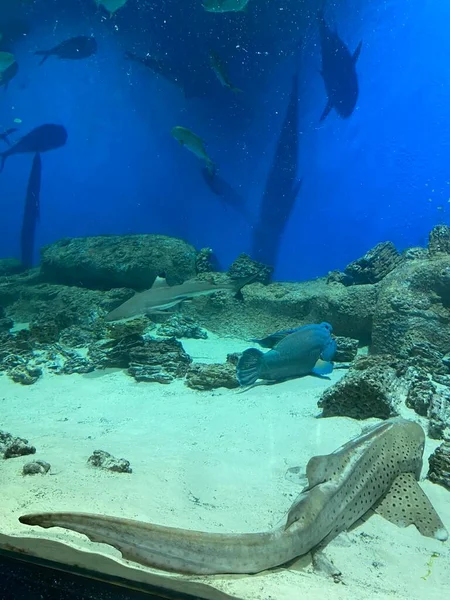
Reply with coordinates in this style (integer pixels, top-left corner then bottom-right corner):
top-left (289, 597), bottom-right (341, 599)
top-left (19, 419), bottom-right (448, 575)
top-left (105, 274), bottom-right (255, 322)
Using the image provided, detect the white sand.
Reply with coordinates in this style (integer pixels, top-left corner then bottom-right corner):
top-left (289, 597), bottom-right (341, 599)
top-left (0, 333), bottom-right (449, 600)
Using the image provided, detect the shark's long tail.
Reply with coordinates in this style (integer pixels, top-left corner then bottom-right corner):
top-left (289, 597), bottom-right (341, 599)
top-left (19, 512), bottom-right (286, 575)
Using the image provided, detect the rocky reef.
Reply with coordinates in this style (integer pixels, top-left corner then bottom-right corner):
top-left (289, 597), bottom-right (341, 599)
top-left (40, 234), bottom-right (198, 290)
top-left (0, 228), bottom-right (448, 414)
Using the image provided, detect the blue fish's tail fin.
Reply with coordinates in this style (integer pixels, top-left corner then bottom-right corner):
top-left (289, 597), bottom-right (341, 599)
top-left (312, 359), bottom-right (334, 377)
top-left (35, 51), bottom-right (50, 66)
top-left (237, 348), bottom-right (264, 386)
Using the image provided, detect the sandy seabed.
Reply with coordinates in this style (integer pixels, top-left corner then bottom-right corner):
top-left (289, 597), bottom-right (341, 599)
top-left (0, 333), bottom-right (449, 600)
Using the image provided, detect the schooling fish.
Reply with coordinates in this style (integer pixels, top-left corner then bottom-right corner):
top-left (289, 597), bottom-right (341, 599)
top-left (203, 0), bottom-right (250, 13)
top-left (209, 50), bottom-right (242, 93)
top-left (18, 419), bottom-right (448, 575)
top-left (318, 6), bottom-right (362, 121)
top-left (0, 128), bottom-right (17, 146)
top-left (237, 322), bottom-right (337, 386)
top-left (105, 275), bottom-right (253, 322)
top-left (0, 124), bottom-right (68, 173)
top-left (35, 36), bottom-right (97, 66)
top-left (171, 126), bottom-right (215, 175)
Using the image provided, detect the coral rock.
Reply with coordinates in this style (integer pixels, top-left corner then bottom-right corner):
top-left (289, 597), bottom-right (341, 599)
top-left (0, 258), bottom-right (25, 277)
top-left (334, 336), bottom-right (358, 362)
top-left (186, 361), bottom-right (238, 390)
top-left (128, 338), bottom-right (192, 384)
top-left (88, 450), bottom-right (132, 474)
top-left (23, 460), bottom-right (51, 475)
top-left (428, 224), bottom-right (450, 256)
top-left (318, 356), bottom-right (405, 419)
top-left (228, 253), bottom-right (273, 285)
top-left (40, 234), bottom-right (197, 290)
top-left (196, 247), bottom-right (218, 273)
top-left (158, 314), bottom-right (207, 340)
top-left (0, 431), bottom-right (36, 459)
top-left (371, 255), bottom-right (450, 358)
top-left (427, 442), bottom-right (450, 490)
top-left (344, 241), bottom-right (403, 285)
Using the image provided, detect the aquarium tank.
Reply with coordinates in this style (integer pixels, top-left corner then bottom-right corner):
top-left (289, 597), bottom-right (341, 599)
top-left (0, 1), bottom-right (449, 599)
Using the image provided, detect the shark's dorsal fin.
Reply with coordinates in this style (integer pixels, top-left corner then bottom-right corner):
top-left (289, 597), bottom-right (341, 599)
top-left (353, 41), bottom-right (362, 63)
top-left (374, 472), bottom-right (448, 541)
top-left (152, 277), bottom-right (169, 288)
top-left (305, 453), bottom-right (348, 488)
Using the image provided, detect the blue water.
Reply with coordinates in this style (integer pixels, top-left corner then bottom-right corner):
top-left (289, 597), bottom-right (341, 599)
top-left (0, 0), bottom-right (448, 280)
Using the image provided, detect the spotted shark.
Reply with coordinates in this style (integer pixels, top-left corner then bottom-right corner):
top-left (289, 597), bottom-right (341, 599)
top-left (19, 419), bottom-right (447, 575)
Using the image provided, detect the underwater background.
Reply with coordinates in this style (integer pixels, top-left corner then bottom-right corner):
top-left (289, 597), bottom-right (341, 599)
top-left (0, 0), bottom-right (448, 280)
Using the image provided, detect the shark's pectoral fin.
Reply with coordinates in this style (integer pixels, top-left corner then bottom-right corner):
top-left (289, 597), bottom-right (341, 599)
top-left (353, 41), bottom-right (362, 63)
top-left (319, 98), bottom-right (333, 122)
top-left (374, 473), bottom-right (448, 541)
top-left (146, 309), bottom-right (175, 315)
top-left (312, 549), bottom-right (342, 582)
top-left (284, 551), bottom-right (311, 572)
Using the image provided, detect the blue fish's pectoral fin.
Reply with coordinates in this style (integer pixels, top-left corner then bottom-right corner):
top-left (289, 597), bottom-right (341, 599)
top-left (321, 338), bottom-right (337, 362)
top-left (319, 98), bottom-right (333, 122)
top-left (311, 359), bottom-right (333, 377)
top-left (353, 41), bottom-right (362, 63)
top-left (374, 472), bottom-right (448, 541)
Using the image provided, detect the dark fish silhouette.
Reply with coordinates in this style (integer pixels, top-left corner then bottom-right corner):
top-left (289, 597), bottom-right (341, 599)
top-left (35, 36), bottom-right (97, 66)
top-left (0, 128), bottom-right (17, 146)
top-left (201, 167), bottom-right (251, 223)
top-left (125, 51), bottom-right (200, 99)
top-left (318, 7), bottom-right (362, 121)
top-left (251, 70), bottom-right (302, 266)
top-left (0, 61), bottom-right (19, 90)
top-left (21, 153), bottom-right (41, 268)
top-left (0, 124), bottom-right (68, 173)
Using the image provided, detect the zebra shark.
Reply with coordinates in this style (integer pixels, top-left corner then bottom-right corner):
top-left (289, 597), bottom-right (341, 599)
top-left (19, 418), bottom-right (448, 575)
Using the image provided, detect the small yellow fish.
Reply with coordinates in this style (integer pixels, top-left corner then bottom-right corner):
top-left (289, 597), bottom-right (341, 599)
top-left (203, 0), bottom-right (250, 13)
top-left (171, 126), bottom-right (215, 175)
top-left (0, 52), bottom-right (15, 73)
top-left (209, 51), bottom-right (242, 93)
top-left (95, 0), bottom-right (128, 15)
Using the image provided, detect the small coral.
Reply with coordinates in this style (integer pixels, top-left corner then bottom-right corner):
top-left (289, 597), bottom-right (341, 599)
top-left (88, 450), bottom-right (132, 474)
